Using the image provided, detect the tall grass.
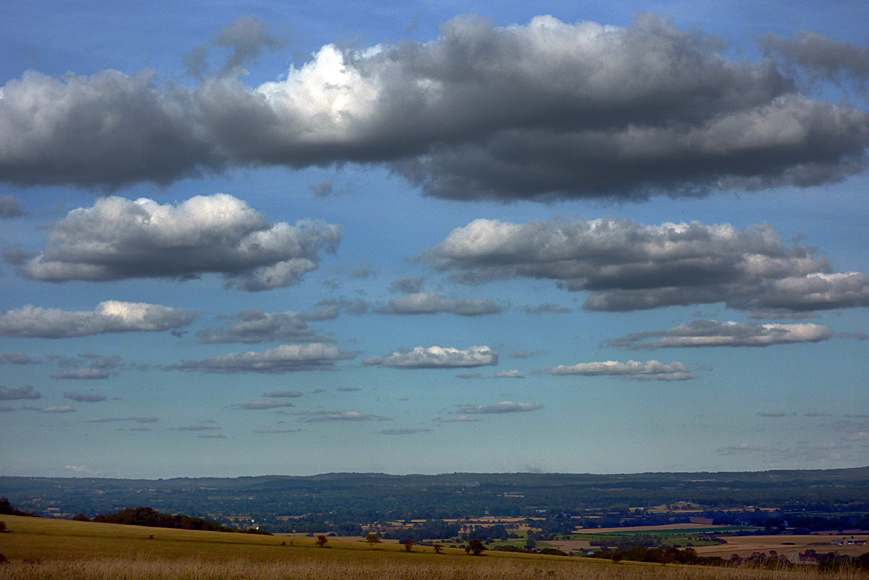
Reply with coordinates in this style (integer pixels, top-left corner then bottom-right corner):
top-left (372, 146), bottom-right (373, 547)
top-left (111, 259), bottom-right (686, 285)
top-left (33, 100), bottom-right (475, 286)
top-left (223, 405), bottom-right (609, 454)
top-left (0, 558), bottom-right (863, 580)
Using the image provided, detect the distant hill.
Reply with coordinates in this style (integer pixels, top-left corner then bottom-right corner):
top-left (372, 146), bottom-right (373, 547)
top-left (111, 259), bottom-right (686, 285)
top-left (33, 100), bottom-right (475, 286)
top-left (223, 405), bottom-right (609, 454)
top-left (2, 467), bottom-right (869, 528)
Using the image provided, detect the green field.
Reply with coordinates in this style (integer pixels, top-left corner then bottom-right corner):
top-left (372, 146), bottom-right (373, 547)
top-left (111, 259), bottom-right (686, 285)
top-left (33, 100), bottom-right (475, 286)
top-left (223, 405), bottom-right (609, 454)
top-left (0, 515), bottom-right (859, 580)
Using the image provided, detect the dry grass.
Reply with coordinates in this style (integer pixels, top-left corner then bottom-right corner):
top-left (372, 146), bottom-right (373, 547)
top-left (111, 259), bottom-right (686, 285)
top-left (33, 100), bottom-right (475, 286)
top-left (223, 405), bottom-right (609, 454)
top-left (0, 515), bottom-right (865, 580)
top-left (0, 557), bottom-right (863, 580)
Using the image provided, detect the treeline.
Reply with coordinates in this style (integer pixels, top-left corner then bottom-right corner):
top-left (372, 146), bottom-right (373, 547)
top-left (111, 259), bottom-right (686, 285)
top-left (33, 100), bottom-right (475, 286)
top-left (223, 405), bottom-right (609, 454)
top-left (382, 520), bottom-right (462, 543)
top-left (91, 507), bottom-right (268, 534)
top-left (591, 546), bottom-right (726, 566)
top-left (704, 509), bottom-right (869, 532)
top-left (0, 498), bottom-right (34, 517)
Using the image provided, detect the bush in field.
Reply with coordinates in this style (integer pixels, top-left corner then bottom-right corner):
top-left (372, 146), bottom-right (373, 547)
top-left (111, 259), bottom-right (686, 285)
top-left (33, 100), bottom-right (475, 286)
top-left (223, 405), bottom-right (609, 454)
top-left (467, 539), bottom-right (486, 556)
top-left (404, 539), bottom-right (414, 552)
top-left (366, 532), bottom-right (380, 543)
top-left (0, 520), bottom-right (6, 532)
top-left (316, 535), bottom-right (328, 547)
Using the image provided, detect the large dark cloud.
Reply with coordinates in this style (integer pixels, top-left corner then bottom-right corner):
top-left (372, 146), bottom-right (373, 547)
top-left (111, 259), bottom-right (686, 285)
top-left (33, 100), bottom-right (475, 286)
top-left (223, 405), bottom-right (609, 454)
top-left (421, 217), bottom-right (869, 316)
top-left (1, 16), bottom-right (867, 200)
top-left (15, 194), bottom-right (340, 290)
top-left (607, 320), bottom-right (833, 349)
top-left (0, 70), bottom-right (219, 188)
top-left (0, 301), bottom-right (196, 338)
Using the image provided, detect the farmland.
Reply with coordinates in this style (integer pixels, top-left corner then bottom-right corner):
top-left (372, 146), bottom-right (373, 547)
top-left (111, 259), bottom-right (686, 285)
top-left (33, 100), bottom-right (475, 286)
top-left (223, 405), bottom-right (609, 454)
top-left (0, 515), bottom-right (865, 580)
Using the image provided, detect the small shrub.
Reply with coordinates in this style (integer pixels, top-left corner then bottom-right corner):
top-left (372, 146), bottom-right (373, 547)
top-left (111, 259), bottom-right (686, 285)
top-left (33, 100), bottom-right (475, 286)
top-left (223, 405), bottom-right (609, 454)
top-left (316, 535), bottom-right (328, 548)
top-left (0, 520), bottom-right (6, 532)
top-left (404, 539), bottom-right (413, 552)
top-left (468, 539), bottom-right (486, 556)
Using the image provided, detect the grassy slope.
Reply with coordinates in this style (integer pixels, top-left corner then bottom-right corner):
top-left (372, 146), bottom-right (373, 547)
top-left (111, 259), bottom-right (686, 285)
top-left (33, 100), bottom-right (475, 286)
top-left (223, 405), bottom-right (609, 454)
top-left (0, 516), bottom-right (854, 580)
top-left (0, 515), bottom-right (596, 568)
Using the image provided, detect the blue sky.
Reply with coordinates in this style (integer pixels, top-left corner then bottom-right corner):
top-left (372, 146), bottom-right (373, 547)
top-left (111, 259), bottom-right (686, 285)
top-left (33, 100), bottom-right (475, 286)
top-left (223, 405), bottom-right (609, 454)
top-left (1, 0), bottom-right (868, 478)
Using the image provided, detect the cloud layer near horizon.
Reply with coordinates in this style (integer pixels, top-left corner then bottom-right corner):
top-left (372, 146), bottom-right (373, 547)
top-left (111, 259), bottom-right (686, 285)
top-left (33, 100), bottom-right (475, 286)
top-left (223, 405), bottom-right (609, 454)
top-left (1, 16), bottom-right (867, 200)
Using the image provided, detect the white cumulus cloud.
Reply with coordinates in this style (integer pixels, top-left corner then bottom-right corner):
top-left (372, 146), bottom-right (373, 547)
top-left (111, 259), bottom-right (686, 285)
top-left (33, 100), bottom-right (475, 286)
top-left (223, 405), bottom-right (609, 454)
top-left (365, 345), bottom-right (498, 369)
top-left (0, 301), bottom-right (196, 338)
top-left (168, 343), bottom-right (355, 373)
top-left (422, 217), bottom-right (869, 315)
top-left (607, 320), bottom-right (834, 349)
top-left (15, 194), bottom-right (340, 291)
top-left (539, 360), bottom-right (695, 381)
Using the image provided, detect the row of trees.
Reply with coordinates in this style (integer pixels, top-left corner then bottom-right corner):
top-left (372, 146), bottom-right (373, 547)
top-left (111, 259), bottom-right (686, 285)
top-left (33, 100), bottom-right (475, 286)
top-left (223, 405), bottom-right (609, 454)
top-left (90, 507), bottom-right (268, 534)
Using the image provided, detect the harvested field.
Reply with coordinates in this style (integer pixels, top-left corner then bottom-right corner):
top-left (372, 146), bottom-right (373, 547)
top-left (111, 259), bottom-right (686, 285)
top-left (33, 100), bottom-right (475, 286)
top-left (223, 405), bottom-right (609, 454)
top-left (695, 535), bottom-right (869, 558)
top-left (575, 523), bottom-right (737, 534)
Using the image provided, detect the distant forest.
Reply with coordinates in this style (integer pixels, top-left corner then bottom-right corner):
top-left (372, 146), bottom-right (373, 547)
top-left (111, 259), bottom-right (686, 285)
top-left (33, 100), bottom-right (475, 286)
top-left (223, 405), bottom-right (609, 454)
top-left (2, 468), bottom-right (869, 534)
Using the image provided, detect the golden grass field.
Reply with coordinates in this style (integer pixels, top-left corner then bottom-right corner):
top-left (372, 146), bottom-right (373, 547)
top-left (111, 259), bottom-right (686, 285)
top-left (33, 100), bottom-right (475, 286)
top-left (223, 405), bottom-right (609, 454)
top-left (0, 515), bottom-right (865, 580)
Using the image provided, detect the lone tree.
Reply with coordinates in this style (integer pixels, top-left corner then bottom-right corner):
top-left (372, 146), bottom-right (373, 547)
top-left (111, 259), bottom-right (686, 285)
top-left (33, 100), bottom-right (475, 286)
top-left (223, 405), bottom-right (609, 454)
top-left (404, 539), bottom-right (414, 552)
top-left (366, 532), bottom-right (380, 544)
top-left (316, 535), bottom-right (328, 548)
top-left (467, 539), bottom-right (486, 556)
top-left (433, 544), bottom-right (444, 554)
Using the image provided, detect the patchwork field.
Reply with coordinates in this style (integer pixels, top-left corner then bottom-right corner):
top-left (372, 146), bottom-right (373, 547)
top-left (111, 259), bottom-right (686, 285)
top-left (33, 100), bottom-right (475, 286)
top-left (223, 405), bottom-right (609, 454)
top-left (694, 534), bottom-right (869, 558)
top-left (0, 515), bottom-right (866, 580)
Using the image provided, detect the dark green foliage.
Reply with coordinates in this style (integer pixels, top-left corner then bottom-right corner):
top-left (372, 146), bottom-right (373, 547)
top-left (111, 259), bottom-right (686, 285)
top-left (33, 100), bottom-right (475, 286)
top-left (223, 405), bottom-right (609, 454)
top-left (92, 507), bottom-right (236, 532)
top-left (492, 545), bottom-right (533, 553)
top-left (0, 498), bottom-right (34, 517)
top-left (244, 527), bottom-right (272, 534)
top-left (5, 468), bottom-right (869, 532)
top-left (383, 519), bottom-right (460, 542)
top-left (538, 547), bottom-right (568, 556)
top-left (467, 539), bottom-right (486, 555)
top-left (0, 521), bottom-right (5, 532)
top-left (591, 546), bottom-right (729, 566)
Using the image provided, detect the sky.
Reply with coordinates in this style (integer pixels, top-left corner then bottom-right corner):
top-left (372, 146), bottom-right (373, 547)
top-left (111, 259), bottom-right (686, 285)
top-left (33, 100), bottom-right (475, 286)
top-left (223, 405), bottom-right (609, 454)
top-left (1, 0), bottom-right (868, 479)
